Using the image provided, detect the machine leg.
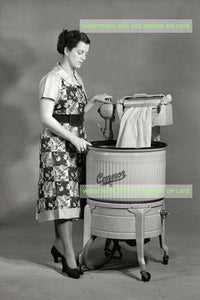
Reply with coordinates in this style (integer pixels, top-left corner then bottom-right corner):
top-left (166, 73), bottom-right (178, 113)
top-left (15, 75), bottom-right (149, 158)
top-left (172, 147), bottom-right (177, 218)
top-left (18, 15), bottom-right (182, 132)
top-left (159, 205), bottom-right (169, 265)
top-left (159, 234), bottom-right (169, 265)
top-left (134, 208), bottom-right (151, 281)
top-left (159, 229), bottom-right (169, 257)
top-left (135, 209), bottom-right (145, 270)
top-left (83, 204), bottom-right (93, 246)
top-left (79, 204), bottom-right (92, 267)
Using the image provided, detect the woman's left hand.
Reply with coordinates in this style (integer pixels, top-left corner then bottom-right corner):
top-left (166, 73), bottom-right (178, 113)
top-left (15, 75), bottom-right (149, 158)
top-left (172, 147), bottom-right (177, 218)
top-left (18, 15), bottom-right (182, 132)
top-left (91, 93), bottom-right (112, 104)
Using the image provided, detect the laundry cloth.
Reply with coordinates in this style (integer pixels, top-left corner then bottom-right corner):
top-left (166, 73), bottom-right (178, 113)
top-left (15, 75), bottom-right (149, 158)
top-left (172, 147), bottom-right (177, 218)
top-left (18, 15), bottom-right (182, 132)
top-left (116, 106), bottom-right (153, 148)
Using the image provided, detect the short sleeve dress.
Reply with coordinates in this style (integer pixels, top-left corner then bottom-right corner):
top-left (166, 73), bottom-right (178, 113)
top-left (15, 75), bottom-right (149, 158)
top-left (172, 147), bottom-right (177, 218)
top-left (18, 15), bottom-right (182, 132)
top-left (36, 63), bottom-right (87, 222)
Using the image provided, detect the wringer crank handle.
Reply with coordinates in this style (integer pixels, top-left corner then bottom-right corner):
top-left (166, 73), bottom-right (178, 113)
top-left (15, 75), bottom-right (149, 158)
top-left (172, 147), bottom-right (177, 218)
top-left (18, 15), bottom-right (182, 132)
top-left (97, 100), bottom-right (115, 140)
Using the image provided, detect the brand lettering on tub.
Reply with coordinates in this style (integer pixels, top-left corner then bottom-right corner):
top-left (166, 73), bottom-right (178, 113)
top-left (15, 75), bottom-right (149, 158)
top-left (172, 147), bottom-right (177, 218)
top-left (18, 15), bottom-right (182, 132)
top-left (96, 171), bottom-right (126, 185)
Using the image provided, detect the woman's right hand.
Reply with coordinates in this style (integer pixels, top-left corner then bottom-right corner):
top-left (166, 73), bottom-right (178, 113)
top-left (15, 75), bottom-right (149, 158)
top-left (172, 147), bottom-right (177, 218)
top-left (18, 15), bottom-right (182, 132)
top-left (69, 136), bottom-right (92, 152)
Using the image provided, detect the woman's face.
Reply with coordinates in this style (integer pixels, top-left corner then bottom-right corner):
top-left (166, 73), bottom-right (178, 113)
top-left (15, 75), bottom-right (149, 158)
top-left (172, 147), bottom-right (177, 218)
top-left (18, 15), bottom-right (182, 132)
top-left (65, 41), bottom-right (90, 69)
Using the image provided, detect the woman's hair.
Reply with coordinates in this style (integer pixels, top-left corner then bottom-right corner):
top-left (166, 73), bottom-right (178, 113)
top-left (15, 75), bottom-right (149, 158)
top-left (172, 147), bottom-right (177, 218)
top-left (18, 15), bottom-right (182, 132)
top-left (57, 29), bottom-right (90, 54)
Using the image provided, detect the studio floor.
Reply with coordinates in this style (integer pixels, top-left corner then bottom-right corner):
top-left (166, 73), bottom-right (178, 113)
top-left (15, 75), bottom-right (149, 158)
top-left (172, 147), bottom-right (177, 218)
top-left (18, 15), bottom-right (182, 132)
top-left (0, 200), bottom-right (200, 300)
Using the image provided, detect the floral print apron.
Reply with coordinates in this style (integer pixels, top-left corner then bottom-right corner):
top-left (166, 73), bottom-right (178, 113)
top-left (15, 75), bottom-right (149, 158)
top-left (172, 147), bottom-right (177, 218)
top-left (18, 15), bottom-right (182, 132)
top-left (36, 73), bottom-right (87, 222)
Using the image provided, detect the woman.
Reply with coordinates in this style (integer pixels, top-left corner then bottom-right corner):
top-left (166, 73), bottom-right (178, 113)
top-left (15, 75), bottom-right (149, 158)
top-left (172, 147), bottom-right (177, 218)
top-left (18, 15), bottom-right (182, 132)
top-left (36, 29), bottom-right (111, 278)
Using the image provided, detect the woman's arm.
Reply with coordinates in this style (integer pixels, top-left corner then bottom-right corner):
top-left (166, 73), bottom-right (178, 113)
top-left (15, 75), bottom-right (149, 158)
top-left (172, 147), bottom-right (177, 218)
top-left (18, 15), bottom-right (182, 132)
top-left (85, 93), bottom-right (112, 113)
top-left (40, 98), bottom-right (91, 151)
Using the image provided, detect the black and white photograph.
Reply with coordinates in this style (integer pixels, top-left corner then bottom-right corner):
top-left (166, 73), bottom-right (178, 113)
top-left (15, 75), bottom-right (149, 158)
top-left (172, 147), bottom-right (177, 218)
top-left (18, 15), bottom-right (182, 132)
top-left (0, 0), bottom-right (199, 299)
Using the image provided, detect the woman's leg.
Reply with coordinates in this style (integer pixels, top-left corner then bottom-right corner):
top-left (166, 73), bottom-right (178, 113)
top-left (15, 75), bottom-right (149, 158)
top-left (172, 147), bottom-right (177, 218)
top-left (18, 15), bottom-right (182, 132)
top-left (55, 219), bottom-right (77, 269)
top-left (54, 221), bottom-right (64, 254)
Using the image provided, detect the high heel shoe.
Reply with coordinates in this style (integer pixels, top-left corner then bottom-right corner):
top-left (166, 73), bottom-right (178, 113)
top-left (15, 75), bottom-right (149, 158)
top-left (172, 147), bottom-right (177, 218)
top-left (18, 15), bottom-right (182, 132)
top-left (61, 257), bottom-right (80, 279)
top-left (51, 246), bottom-right (64, 263)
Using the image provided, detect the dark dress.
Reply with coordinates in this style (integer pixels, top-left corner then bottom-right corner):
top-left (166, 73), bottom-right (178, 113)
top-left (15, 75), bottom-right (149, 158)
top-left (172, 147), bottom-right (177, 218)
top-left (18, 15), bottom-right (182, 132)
top-left (36, 64), bottom-right (87, 222)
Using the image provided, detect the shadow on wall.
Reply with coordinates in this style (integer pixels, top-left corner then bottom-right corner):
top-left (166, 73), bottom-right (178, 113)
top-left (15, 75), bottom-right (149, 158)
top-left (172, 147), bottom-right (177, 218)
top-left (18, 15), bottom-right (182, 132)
top-left (0, 37), bottom-right (38, 220)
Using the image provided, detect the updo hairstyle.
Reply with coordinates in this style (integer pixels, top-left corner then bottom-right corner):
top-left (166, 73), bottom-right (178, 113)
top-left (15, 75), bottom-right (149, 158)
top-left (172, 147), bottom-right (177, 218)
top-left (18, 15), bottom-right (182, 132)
top-left (57, 29), bottom-right (90, 54)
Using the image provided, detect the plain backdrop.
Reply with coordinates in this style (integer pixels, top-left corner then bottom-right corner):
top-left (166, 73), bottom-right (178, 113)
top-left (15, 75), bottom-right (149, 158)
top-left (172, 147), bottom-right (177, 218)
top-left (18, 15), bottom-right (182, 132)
top-left (0, 0), bottom-right (199, 229)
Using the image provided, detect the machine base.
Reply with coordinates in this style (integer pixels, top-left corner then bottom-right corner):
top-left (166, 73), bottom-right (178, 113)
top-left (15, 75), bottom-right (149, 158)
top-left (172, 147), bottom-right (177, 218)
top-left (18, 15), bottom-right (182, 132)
top-left (79, 199), bottom-right (169, 281)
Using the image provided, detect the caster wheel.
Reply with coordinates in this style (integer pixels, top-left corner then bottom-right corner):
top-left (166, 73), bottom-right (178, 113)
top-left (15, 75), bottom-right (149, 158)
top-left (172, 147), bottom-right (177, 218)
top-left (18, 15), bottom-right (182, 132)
top-left (163, 255), bottom-right (169, 265)
top-left (140, 271), bottom-right (151, 282)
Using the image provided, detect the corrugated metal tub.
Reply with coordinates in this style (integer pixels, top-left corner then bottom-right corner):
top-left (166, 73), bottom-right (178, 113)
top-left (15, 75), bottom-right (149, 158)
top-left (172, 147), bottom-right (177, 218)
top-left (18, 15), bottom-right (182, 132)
top-left (86, 140), bottom-right (167, 202)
